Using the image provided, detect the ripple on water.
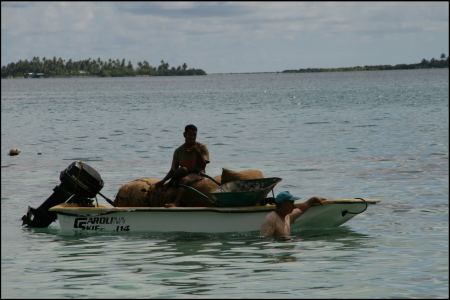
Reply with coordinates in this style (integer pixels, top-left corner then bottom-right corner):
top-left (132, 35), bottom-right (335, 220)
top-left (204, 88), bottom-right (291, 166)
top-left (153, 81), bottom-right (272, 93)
top-left (1, 70), bottom-right (448, 299)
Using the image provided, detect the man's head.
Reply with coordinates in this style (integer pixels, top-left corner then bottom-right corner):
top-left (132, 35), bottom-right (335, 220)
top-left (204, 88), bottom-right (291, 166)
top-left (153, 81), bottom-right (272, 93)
top-left (184, 124), bottom-right (198, 146)
top-left (275, 191), bottom-right (300, 213)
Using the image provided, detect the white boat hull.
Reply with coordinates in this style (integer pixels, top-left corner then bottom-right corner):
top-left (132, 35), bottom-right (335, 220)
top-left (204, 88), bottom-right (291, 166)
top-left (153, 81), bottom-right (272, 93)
top-left (50, 199), bottom-right (378, 235)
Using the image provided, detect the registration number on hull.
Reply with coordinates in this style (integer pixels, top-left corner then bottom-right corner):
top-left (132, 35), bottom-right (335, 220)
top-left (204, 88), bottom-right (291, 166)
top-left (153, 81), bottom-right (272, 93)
top-left (73, 216), bottom-right (130, 232)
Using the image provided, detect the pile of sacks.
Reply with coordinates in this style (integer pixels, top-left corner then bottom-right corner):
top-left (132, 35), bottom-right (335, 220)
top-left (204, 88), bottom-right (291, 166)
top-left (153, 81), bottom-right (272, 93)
top-left (113, 168), bottom-right (264, 207)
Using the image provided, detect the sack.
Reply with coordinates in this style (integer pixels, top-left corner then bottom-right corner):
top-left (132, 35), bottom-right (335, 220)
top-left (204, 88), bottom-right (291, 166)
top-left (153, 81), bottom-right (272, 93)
top-left (113, 169), bottom-right (264, 207)
top-left (113, 175), bottom-right (220, 207)
top-left (114, 178), bottom-right (160, 207)
top-left (221, 168), bottom-right (264, 184)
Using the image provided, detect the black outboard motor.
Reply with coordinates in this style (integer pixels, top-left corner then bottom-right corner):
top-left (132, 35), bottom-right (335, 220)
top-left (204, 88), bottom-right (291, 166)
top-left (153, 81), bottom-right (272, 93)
top-left (22, 161), bottom-right (104, 228)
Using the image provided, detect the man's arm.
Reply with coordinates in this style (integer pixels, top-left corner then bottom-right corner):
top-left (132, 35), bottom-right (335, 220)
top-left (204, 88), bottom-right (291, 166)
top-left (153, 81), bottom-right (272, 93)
top-left (296, 196), bottom-right (325, 210)
top-left (156, 151), bottom-right (179, 187)
top-left (157, 169), bottom-right (174, 186)
top-left (290, 197), bottom-right (325, 223)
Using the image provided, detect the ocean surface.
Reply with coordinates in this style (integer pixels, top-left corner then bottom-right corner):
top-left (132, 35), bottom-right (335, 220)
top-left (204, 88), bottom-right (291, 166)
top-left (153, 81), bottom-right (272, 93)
top-left (1, 69), bottom-right (448, 298)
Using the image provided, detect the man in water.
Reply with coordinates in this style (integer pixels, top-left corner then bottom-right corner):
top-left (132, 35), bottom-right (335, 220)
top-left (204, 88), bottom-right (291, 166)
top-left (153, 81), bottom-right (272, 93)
top-left (156, 124), bottom-right (210, 207)
top-left (260, 191), bottom-right (326, 238)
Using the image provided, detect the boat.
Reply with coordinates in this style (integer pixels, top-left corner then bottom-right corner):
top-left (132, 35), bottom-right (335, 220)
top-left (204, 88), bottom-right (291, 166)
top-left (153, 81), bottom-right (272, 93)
top-left (21, 161), bottom-right (379, 235)
top-left (49, 198), bottom-right (378, 235)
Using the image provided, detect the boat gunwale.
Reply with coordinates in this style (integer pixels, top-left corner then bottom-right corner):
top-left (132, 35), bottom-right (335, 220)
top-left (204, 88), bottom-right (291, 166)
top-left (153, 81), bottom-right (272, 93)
top-left (49, 205), bottom-right (277, 214)
top-left (49, 198), bottom-right (379, 215)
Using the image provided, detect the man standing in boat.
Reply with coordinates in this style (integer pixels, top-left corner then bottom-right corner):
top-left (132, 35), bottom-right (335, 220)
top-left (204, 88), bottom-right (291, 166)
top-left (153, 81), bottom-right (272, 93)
top-left (156, 124), bottom-right (210, 207)
top-left (260, 191), bottom-right (326, 238)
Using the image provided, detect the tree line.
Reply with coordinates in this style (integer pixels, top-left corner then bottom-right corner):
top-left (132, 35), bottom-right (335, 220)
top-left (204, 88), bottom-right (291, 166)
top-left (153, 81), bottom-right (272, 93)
top-left (1, 57), bottom-right (206, 78)
top-left (282, 54), bottom-right (449, 73)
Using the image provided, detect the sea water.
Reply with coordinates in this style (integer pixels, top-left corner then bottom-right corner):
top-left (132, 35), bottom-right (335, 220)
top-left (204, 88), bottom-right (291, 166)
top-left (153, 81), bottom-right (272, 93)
top-left (1, 69), bottom-right (448, 298)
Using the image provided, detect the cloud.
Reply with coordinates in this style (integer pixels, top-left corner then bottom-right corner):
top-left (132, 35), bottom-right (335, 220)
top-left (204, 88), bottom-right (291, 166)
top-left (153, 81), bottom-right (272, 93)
top-left (1, 2), bottom-right (448, 72)
top-left (2, 2), bottom-right (99, 36)
top-left (116, 2), bottom-right (251, 18)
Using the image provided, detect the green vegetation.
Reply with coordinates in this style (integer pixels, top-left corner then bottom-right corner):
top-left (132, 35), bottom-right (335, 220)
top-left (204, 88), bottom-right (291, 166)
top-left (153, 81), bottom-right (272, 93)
top-left (1, 57), bottom-right (206, 78)
top-left (282, 54), bottom-right (449, 73)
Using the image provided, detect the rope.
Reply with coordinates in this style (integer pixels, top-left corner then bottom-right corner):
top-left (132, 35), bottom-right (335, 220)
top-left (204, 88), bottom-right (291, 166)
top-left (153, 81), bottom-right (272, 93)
top-left (341, 198), bottom-right (368, 217)
top-left (98, 192), bottom-right (115, 207)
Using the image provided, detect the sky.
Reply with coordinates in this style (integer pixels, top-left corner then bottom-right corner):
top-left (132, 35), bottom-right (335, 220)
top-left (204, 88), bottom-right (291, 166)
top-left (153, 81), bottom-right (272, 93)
top-left (1, 1), bottom-right (448, 73)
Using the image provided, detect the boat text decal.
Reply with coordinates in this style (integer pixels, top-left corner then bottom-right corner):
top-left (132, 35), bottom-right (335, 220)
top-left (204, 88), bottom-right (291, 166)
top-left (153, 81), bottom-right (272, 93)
top-left (73, 216), bottom-right (130, 232)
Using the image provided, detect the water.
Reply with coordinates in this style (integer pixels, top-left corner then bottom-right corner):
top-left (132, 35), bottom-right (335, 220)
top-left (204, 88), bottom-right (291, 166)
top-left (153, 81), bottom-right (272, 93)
top-left (1, 69), bottom-right (448, 298)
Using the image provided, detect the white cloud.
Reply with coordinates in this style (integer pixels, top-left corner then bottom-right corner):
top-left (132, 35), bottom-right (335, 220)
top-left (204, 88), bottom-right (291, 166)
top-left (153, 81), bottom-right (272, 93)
top-left (1, 1), bottom-right (448, 72)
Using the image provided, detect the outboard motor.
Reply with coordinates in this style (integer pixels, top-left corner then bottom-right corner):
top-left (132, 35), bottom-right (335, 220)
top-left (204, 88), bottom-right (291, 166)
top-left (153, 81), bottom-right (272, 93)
top-left (22, 161), bottom-right (104, 228)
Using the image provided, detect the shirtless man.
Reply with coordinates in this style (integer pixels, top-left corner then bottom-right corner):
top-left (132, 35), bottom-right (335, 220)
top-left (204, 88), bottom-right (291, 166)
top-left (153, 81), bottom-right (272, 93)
top-left (260, 191), bottom-right (326, 238)
top-left (155, 124), bottom-right (210, 207)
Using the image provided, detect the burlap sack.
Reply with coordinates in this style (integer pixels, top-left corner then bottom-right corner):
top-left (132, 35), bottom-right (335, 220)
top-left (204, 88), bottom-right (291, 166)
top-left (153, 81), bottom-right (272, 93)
top-left (114, 175), bottom-right (220, 207)
top-left (220, 168), bottom-right (264, 184)
top-left (214, 175), bottom-right (221, 185)
top-left (114, 177), bottom-right (161, 207)
top-left (113, 169), bottom-right (263, 207)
